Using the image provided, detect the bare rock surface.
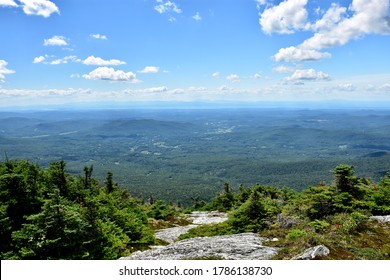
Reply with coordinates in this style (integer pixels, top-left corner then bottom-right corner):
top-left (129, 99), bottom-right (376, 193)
top-left (120, 233), bottom-right (279, 260)
top-left (121, 211), bottom-right (278, 260)
top-left (186, 211), bottom-right (229, 225)
top-left (155, 211), bottom-right (229, 243)
top-left (292, 245), bottom-right (330, 260)
top-left (155, 225), bottom-right (197, 244)
top-left (370, 215), bottom-right (390, 223)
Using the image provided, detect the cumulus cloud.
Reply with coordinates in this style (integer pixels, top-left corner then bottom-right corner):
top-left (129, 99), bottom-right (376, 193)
top-left (274, 46), bottom-right (331, 62)
top-left (252, 73), bottom-right (262, 79)
top-left (218, 85), bottom-right (231, 91)
top-left (193, 12), bottom-right (202, 21)
top-left (336, 83), bottom-right (356, 91)
top-left (33, 55), bottom-right (80, 65)
top-left (301, 0), bottom-right (390, 51)
top-left (83, 67), bottom-right (138, 82)
top-left (171, 88), bottom-right (185, 94)
top-left (124, 86), bottom-right (169, 94)
top-left (0, 59), bottom-right (15, 82)
top-left (143, 86), bottom-right (168, 93)
top-left (83, 56), bottom-right (126, 66)
top-left (259, 0), bottom-right (309, 34)
top-left (154, 1), bottom-right (181, 14)
top-left (44, 35), bottom-right (68, 46)
top-left (90, 34), bottom-right (107, 40)
top-left (310, 3), bottom-right (346, 32)
top-left (226, 74), bottom-right (240, 82)
top-left (212, 72), bottom-right (220, 78)
top-left (272, 65), bottom-right (295, 73)
top-left (19, 0), bottom-right (59, 17)
top-left (0, 0), bottom-right (18, 7)
top-left (33, 55), bottom-right (46, 63)
top-left (50, 56), bottom-right (80, 65)
top-left (138, 66), bottom-right (159, 73)
top-left (264, 0), bottom-right (390, 62)
top-left (284, 68), bottom-right (330, 82)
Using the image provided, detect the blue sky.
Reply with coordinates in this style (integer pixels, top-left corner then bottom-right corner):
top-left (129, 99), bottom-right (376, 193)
top-left (0, 0), bottom-right (390, 108)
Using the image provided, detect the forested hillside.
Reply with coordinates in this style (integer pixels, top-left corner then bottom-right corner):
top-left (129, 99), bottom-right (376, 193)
top-left (2, 109), bottom-right (390, 204)
top-left (0, 160), bottom-right (156, 259)
top-left (1, 159), bottom-right (389, 259)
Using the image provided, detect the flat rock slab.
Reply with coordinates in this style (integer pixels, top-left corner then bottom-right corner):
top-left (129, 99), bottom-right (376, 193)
top-left (121, 233), bottom-right (278, 260)
top-left (186, 211), bottom-right (229, 225)
top-left (155, 225), bottom-right (197, 244)
top-left (155, 211), bottom-right (229, 243)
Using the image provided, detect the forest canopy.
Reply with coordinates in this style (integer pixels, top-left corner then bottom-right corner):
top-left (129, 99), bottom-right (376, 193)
top-left (1, 159), bottom-right (389, 260)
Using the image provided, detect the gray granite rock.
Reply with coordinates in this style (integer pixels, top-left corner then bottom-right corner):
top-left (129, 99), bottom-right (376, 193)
top-left (370, 215), bottom-right (390, 223)
top-left (293, 245), bottom-right (330, 260)
top-left (155, 211), bottom-right (229, 243)
top-left (120, 233), bottom-right (279, 260)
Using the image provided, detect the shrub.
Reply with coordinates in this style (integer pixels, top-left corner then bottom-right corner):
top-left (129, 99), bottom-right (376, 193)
top-left (286, 229), bottom-right (307, 240)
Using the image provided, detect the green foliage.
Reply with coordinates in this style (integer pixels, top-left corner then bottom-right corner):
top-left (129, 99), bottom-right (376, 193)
top-left (333, 164), bottom-right (358, 193)
top-left (309, 219), bottom-right (330, 233)
top-left (229, 190), bottom-right (268, 232)
top-left (178, 221), bottom-right (234, 240)
top-left (286, 229), bottom-right (307, 240)
top-left (146, 200), bottom-right (176, 221)
top-left (0, 160), bottom-right (154, 260)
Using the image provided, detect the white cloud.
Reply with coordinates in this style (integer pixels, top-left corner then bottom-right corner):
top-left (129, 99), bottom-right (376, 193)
top-left (33, 55), bottom-right (46, 63)
top-left (19, 0), bottom-right (59, 18)
top-left (154, 1), bottom-right (181, 14)
top-left (50, 56), bottom-right (80, 65)
top-left (171, 88), bottom-right (185, 94)
top-left (0, 0), bottom-right (18, 7)
top-left (90, 34), bottom-right (107, 40)
top-left (143, 86), bottom-right (168, 93)
top-left (0, 59), bottom-right (15, 82)
top-left (301, 0), bottom-right (390, 51)
top-left (212, 72), bottom-right (220, 78)
top-left (272, 65), bottom-right (295, 73)
top-left (193, 12), bottom-right (202, 21)
top-left (310, 3), bottom-right (346, 32)
top-left (336, 83), bottom-right (356, 91)
top-left (379, 83), bottom-right (390, 91)
top-left (274, 46), bottom-right (331, 62)
top-left (32, 55), bottom-right (80, 65)
top-left (218, 85), bottom-right (231, 91)
top-left (270, 0), bottom-right (390, 62)
top-left (252, 73), bottom-right (262, 79)
top-left (124, 86), bottom-right (168, 94)
top-left (44, 35), bottom-right (68, 46)
top-left (83, 67), bottom-right (138, 82)
top-left (226, 74), bottom-right (240, 82)
top-left (83, 56), bottom-right (126, 66)
top-left (259, 0), bottom-right (309, 34)
top-left (285, 68), bottom-right (330, 82)
top-left (188, 86), bottom-right (207, 92)
top-left (138, 66), bottom-right (160, 73)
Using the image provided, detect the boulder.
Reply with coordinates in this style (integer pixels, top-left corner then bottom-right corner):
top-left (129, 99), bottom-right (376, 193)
top-left (293, 245), bottom-right (330, 260)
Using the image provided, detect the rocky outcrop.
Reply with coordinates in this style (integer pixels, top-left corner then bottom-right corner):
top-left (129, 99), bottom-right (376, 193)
top-left (186, 211), bottom-right (229, 225)
top-left (155, 211), bottom-right (229, 243)
top-left (120, 233), bottom-right (279, 260)
top-left (292, 245), bottom-right (330, 260)
top-left (370, 215), bottom-right (390, 223)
